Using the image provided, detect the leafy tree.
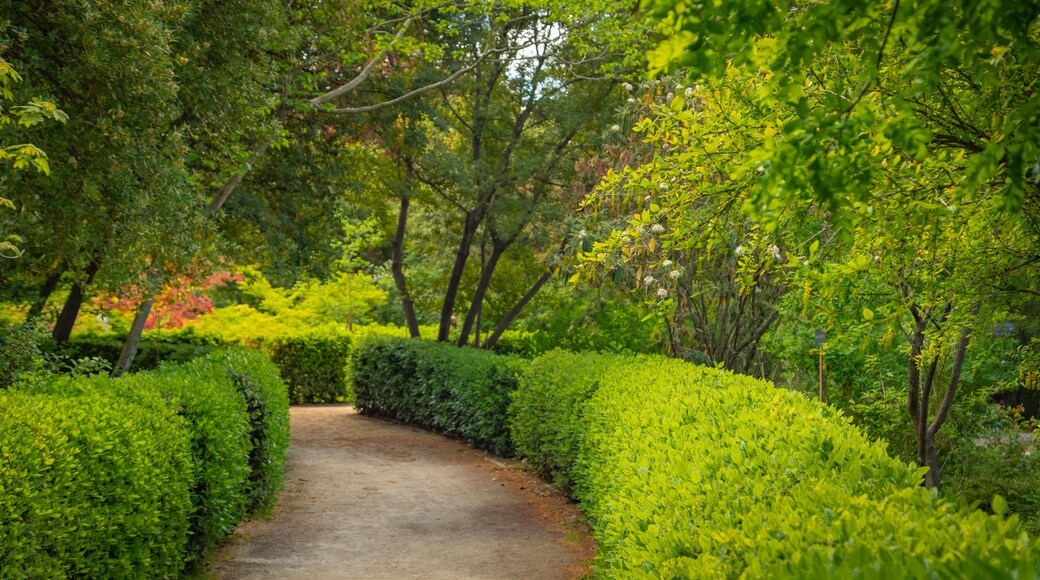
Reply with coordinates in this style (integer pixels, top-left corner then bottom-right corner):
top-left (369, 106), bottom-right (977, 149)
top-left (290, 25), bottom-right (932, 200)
top-left (0, 56), bottom-right (66, 259)
top-left (638, 0), bottom-right (1040, 490)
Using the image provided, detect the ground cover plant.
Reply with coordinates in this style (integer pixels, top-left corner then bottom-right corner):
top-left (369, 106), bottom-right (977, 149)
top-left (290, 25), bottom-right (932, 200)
top-left (0, 348), bottom-right (289, 575)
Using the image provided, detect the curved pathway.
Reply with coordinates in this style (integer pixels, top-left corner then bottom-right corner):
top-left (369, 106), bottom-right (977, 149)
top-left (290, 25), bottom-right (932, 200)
top-left (206, 405), bottom-right (593, 579)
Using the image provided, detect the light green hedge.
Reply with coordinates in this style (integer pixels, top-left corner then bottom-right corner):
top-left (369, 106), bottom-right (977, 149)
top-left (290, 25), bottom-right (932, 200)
top-left (511, 351), bottom-right (1038, 577)
top-left (0, 348), bottom-right (289, 576)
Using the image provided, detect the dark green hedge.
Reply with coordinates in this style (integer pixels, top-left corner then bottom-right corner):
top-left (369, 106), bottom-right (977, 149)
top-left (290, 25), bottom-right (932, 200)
top-left (258, 329), bottom-right (353, 404)
top-left (511, 351), bottom-right (1039, 577)
top-left (0, 348), bottom-right (289, 575)
top-left (47, 334), bottom-right (221, 372)
top-left (351, 335), bottom-right (521, 456)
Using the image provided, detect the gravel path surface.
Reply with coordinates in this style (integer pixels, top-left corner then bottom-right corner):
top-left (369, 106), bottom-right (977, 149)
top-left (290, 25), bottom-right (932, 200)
top-left (205, 405), bottom-right (593, 580)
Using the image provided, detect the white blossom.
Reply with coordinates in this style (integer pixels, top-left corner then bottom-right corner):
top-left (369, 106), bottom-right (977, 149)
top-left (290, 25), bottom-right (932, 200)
top-left (768, 244), bottom-right (781, 260)
top-left (643, 275), bottom-right (655, 285)
top-left (655, 288), bottom-right (669, 299)
top-left (622, 82), bottom-right (633, 92)
top-left (622, 235), bottom-right (632, 244)
top-left (735, 245), bottom-right (746, 256)
top-left (610, 124), bottom-right (621, 132)
top-left (650, 223), bottom-right (666, 235)
top-left (658, 182), bottom-right (669, 190)
top-left (668, 270), bottom-right (681, 280)
top-left (662, 259), bottom-right (673, 267)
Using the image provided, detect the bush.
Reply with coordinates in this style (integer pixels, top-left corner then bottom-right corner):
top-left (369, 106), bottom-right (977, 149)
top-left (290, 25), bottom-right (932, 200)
top-left (258, 329), bottom-right (353, 404)
top-left (508, 350), bottom-right (628, 491)
top-left (0, 348), bottom-right (290, 574)
top-left (47, 334), bottom-right (220, 373)
top-left (351, 335), bottom-right (521, 456)
top-left (0, 388), bottom-right (194, 577)
top-left (511, 351), bottom-right (1038, 577)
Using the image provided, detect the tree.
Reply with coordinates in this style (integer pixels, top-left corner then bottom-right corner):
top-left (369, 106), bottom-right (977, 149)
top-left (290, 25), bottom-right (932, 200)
top-left (577, 71), bottom-right (806, 373)
top-left (372, 2), bottom-right (651, 346)
top-left (638, 0), bottom-right (1040, 490)
top-left (0, 56), bottom-right (66, 259)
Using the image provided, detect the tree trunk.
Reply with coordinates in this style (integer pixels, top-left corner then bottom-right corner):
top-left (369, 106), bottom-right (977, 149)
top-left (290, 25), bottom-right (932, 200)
top-left (457, 242), bottom-right (508, 347)
top-left (111, 298), bottom-right (153, 378)
top-left (482, 267), bottom-right (553, 350)
top-left (390, 196), bottom-right (420, 338)
top-left (438, 211), bottom-right (482, 342)
top-left (52, 257), bottom-right (101, 342)
top-left (25, 269), bottom-right (62, 322)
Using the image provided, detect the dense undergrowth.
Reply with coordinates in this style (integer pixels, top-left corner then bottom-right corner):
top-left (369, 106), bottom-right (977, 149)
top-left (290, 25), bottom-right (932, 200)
top-left (0, 349), bottom-right (289, 577)
top-left (351, 336), bottom-right (1039, 577)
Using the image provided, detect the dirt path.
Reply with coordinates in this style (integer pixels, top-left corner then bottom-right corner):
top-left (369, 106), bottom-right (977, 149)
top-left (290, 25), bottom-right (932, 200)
top-left (205, 405), bottom-right (594, 579)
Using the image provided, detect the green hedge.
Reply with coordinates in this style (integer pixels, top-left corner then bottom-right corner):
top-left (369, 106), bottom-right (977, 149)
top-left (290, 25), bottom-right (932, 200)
top-left (511, 351), bottom-right (1039, 577)
top-left (258, 329), bottom-right (353, 404)
top-left (0, 348), bottom-right (289, 575)
top-left (47, 334), bottom-right (221, 372)
top-left (351, 335), bottom-right (521, 456)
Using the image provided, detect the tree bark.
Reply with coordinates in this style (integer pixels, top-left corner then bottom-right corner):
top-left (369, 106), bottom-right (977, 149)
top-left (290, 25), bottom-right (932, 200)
top-left (390, 196), bottom-right (420, 338)
top-left (52, 257), bottom-right (101, 342)
top-left (482, 267), bottom-right (553, 350)
top-left (438, 211), bottom-right (484, 341)
top-left (457, 241), bottom-right (509, 346)
top-left (111, 298), bottom-right (153, 378)
top-left (25, 269), bottom-right (62, 322)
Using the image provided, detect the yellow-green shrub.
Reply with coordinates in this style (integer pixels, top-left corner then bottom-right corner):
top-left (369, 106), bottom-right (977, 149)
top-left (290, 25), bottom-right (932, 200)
top-left (0, 389), bottom-right (194, 577)
top-left (512, 351), bottom-right (1039, 577)
top-left (0, 348), bottom-right (290, 575)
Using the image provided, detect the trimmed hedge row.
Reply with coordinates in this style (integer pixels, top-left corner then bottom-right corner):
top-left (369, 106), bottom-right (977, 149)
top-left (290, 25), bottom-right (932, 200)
top-left (258, 330), bottom-right (353, 404)
top-left (513, 351), bottom-right (1038, 577)
top-left (351, 335), bottom-right (522, 456)
top-left (0, 348), bottom-right (289, 576)
top-left (350, 341), bottom-right (1038, 576)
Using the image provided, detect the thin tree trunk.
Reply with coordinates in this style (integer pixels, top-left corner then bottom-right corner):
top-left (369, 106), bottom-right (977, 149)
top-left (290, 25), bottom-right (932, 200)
top-left (25, 269), bottom-right (62, 321)
top-left (921, 306), bottom-right (979, 492)
top-left (52, 257), bottom-right (101, 342)
top-left (438, 211), bottom-right (483, 341)
top-left (457, 242), bottom-right (508, 346)
top-left (111, 298), bottom-right (153, 378)
top-left (482, 268), bottom-right (553, 350)
top-left (390, 196), bottom-right (420, 338)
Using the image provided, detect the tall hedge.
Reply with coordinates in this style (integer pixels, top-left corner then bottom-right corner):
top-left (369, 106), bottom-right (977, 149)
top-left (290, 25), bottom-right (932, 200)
top-left (351, 335), bottom-right (522, 456)
top-left (511, 351), bottom-right (1039, 577)
top-left (0, 348), bottom-right (290, 575)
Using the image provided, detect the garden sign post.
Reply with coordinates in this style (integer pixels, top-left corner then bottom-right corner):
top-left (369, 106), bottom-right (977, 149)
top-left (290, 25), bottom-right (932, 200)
top-left (815, 329), bottom-right (826, 403)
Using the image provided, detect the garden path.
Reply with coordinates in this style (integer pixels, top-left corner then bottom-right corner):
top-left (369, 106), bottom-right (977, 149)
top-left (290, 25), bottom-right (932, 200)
top-left (205, 405), bottom-right (593, 579)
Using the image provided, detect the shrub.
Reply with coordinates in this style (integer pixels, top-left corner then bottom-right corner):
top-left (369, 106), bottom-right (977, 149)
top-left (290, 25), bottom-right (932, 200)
top-left (1, 348), bottom-right (290, 574)
top-left (511, 351), bottom-right (1039, 577)
top-left (47, 334), bottom-right (220, 372)
top-left (258, 329), bottom-right (353, 404)
top-left (0, 388), bottom-right (194, 577)
top-left (351, 335), bottom-right (521, 456)
top-left (508, 350), bottom-right (628, 491)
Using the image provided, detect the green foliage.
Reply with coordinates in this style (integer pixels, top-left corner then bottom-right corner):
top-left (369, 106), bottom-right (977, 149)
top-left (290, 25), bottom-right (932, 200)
top-left (47, 334), bottom-right (220, 373)
top-left (510, 350), bottom-right (1038, 577)
top-left (508, 350), bottom-right (627, 491)
top-left (351, 335), bottom-right (522, 456)
top-left (947, 432), bottom-right (1040, 537)
top-left (1, 348), bottom-right (289, 573)
top-left (0, 319), bottom-right (49, 388)
top-left (259, 329), bottom-right (353, 404)
top-left (0, 387), bottom-right (194, 577)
